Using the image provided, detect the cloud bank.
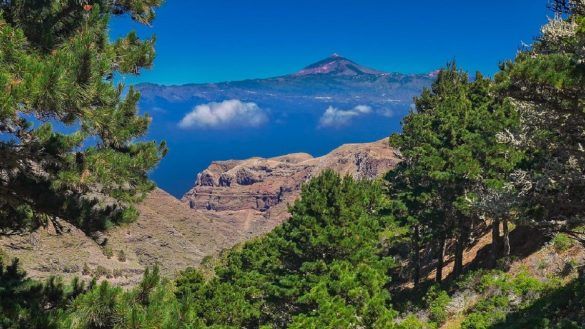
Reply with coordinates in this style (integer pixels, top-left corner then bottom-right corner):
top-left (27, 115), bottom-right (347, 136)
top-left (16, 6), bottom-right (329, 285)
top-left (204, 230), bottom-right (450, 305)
top-left (319, 105), bottom-right (372, 127)
top-left (179, 100), bottom-right (268, 129)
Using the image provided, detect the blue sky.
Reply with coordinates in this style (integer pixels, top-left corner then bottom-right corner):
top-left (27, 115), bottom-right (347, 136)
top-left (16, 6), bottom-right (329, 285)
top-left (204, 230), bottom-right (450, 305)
top-left (111, 0), bottom-right (550, 85)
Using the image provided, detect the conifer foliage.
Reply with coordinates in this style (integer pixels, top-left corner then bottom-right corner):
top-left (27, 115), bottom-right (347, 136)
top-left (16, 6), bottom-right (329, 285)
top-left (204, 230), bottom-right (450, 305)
top-left (176, 171), bottom-right (398, 328)
top-left (497, 0), bottom-right (585, 243)
top-left (1, 1), bottom-right (585, 328)
top-left (0, 0), bottom-right (166, 233)
top-left (388, 65), bottom-right (522, 282)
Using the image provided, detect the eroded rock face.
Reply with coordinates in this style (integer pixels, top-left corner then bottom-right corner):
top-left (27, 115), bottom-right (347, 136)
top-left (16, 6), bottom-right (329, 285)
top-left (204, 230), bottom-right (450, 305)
top-left (182, 139), bottom-right (399, 219)
top-left (0, 139), bottom-right (399, 286)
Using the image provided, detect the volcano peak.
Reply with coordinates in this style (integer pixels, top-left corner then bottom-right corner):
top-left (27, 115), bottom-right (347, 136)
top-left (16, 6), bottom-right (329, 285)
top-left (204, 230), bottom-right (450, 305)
top-left (293, 54), bottom-right (385, 77)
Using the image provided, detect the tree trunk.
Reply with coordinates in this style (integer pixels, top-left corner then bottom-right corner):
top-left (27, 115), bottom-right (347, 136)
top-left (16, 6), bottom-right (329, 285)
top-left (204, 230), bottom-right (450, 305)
top-left (454, 242), bottom-right (463, 279)
top-left (412, 225), bottom-right (421, 287)
top-left (491, 218), bottom-right (501, 267)
top-left (454, 227), bottom-right (463, 278)
top-left (454, 217), bottom-right (470, 278)
top-left (502, 218), bottom-right (510, 257)
top-left (436, 234), bottom-right (446, 284)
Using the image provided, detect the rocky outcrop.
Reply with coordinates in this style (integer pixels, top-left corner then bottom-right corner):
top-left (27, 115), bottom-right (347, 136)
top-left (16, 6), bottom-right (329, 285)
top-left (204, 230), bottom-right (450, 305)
top-left (182, 139), bottom-right (399, 220)
top-left (0, 139), bottom-right (399, 286)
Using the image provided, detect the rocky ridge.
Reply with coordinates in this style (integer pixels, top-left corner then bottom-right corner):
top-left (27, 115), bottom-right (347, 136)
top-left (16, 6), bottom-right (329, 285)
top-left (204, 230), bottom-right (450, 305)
top-left (0, 139), bottom-right (398, 285)
top-left (183, 139), bottom-right (399, 220)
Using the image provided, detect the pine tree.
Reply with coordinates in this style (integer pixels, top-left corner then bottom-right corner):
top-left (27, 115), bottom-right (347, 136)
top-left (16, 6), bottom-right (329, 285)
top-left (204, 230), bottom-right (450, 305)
top-left (0, 256), bottom-right (86, 328)
top-left (0, 0), bottom-right (166, 234)
top-left (496, 0), bottom-right (585, 244)
top-left (387, 157), bottom-right (441, 287)
top-left (389, 64), bottom-right (522, 281)
top-left (172, 171), bottom-right (398, 328)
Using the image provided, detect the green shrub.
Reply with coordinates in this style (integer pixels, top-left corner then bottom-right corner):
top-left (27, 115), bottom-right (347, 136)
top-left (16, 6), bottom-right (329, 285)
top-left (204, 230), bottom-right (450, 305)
top-left (82, 263), bottom-right (91, 276)
top-left (511, 271), bottom-right (546, 297)
top-left (552, 233), bottom-right (574, 253)
top-left (396, 314), bottom-right (435, 329)
top-left (478, 271), bottom-right (511, 293)
top-left (461, 312), bottom-right (496, 329)
top-left (460, 270), bottom-right (561, 329)
top-left (461, 296), bottom-right (509, 329)
top-left (424, 286), bottom-right (451, 325)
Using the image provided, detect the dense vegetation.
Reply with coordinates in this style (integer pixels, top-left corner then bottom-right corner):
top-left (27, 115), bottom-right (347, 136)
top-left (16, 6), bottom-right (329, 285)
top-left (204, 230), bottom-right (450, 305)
top-left (2, 172), bottom-right (584, 328)
top-left (1, 0), bottom-right (585, 328)
top-left (0, 0), bottom-right (166, 234)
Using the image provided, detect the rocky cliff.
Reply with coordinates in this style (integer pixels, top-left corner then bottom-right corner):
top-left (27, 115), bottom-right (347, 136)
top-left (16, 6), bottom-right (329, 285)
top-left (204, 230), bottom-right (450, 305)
top-left (0, 139), bottom-right (398, 285)
top-left (183, 138), bottom-right (398, 215)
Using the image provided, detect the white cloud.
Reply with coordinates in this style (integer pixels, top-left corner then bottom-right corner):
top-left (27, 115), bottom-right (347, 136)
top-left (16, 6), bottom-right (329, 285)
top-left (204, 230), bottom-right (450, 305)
top-left (319, 105), bottom-right (373, 127)
top-left (378, 108), bottom-right (394, 118)
top-left (179, 100), bottom-right (268, 129)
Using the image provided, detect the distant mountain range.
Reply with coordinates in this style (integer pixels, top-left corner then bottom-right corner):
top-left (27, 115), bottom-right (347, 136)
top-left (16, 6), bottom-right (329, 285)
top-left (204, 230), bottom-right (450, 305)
top-left (135, 55), bottom-right (436, 196)
top-left (137, 54), bottom-right (436, 111)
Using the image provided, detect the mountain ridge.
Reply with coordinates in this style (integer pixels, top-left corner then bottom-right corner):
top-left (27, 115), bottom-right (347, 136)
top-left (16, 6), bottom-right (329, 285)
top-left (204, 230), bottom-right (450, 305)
top-left (182, 138), bottom-right (399, 214)
top-left (135, 55), bottom-right (434, 113)
top-left (294, 53), bottom-right (386, 77)
top-left (0, 139), bottom-right (399, 286)
top-left (137, 54), bottom-right (436, 87)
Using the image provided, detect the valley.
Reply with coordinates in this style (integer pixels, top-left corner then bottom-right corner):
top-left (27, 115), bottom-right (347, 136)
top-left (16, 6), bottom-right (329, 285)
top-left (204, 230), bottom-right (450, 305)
top-left (2, 1), bottom-right (584, 327)
top-left (0, 139), bottom-right (398, 285)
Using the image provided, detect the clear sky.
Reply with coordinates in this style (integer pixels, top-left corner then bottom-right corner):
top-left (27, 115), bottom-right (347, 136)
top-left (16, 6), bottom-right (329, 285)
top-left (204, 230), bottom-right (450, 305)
top-left (111, 0), bottom-right (550, 85)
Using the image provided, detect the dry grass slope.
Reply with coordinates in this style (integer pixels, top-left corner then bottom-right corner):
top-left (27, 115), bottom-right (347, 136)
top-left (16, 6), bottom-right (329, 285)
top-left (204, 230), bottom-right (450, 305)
top-left (0, 139), bottom-right (399, 286)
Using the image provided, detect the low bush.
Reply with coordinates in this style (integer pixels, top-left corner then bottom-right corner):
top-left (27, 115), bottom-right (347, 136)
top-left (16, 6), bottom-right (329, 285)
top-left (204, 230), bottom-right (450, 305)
top-left (424, 286), bottom-right (451, 325)
top-left (552, 233), bottom-right (574, 253)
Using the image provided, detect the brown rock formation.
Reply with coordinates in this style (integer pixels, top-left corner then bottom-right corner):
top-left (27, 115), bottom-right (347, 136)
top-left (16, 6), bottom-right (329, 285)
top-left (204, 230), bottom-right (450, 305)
top-left (0, 139), bottom-right (398, 285)
top-left (183, 139), bottom-right (398, 218)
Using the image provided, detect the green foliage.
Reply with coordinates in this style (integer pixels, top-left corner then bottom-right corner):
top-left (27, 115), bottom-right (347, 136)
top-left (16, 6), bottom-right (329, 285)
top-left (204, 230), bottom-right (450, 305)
top-left (117, 249), bottom-right (127, 262)
top-left (102, 246), bottom-right (114, 259)
top-left (82, 263), bottom-right (91, 276)
top-left (495, 0), bottom-right (585, 240)
top-left (489, 279), bottom-right (585, 328)
top-left (395, 315), bottom-right (436, 329)
top-left (61, 266), bottom-right (204, 329)
top-left (2, 1), bottom-right (585, 328)
top-left (394, 268), bottom-right (584, 329)
top-left (172, 171), bottom-right (399, 328)
top-left (388, 63), bottom-right (522, 282)
top-left (458, 270), bottom-right (553, 329)
top-left (424, 286), bottom-right (451, 325)
top-left (0, 0), bottom-right (166, 234)
top-left (552, 233), bottom-right (575, 253)
top-left (0, 258), bottom-right (85, 329)
top-left (94, 265), bottom-right (111, 279)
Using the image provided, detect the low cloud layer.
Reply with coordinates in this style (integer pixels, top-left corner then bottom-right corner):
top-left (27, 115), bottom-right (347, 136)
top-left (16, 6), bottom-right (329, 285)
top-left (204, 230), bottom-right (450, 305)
top-left (179, 100), bottom-right (268, 129)
top-left (319, 105), bottom-right (372, 127)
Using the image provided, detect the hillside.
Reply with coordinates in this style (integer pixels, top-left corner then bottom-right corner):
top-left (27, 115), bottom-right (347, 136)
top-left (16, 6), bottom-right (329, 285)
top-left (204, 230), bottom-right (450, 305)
top-left (0, 139), bottom-right (398, 286)
top-left (395, 231), bottom-right (585, 329)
